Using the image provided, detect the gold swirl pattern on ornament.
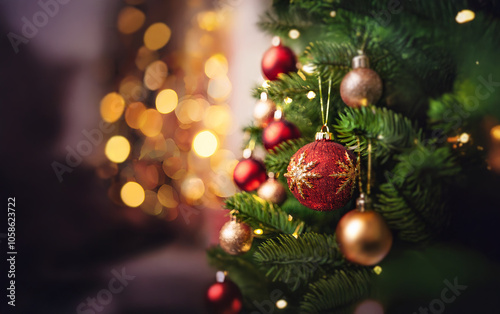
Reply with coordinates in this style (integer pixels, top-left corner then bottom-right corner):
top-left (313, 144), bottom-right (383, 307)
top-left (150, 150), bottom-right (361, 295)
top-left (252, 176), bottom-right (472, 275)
top-left (330, 151), bottom-right (359, 195)
top-left (284, 151), bottom-right (322, 199)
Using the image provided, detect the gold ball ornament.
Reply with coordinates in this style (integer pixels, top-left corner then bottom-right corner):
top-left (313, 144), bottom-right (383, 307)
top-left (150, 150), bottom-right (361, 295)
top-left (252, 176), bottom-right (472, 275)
top-left (340, 54), bottom-right (382, 108)
top-left (219, 219), bottom-right (254, 255)
top-left (253, 99), bottom-right (276, 128)
top-left (336, 194), bottom-right (392, 266)
top-left (257, 175), bottom-right (287, 205)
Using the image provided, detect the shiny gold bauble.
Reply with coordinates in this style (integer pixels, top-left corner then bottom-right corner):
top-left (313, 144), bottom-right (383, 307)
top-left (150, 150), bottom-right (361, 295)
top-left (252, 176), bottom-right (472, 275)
top-left (253, 99), bottom-right (276, 127)
top-left (340, 68), bottom-right (383, 108)
top-left (219, 220), bottom-right (254, 255)
top-left (257, 177), bottom-right (287, 205)
top-left (336, 209), bottom-right (392, 266)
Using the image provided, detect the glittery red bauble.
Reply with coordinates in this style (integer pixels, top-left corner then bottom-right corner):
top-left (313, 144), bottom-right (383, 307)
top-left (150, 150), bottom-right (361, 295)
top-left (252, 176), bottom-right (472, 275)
top-left (261, 45), bottom-right (297, 81)
top-left (205, 280), bottom-right (243, 314)
top-left (233, 158), bottom-right (267, 192)
top-left (262, 119), bottom-right (301, 151)
top-left (340, 68), bottom-right (383, 108)
top-left (285, 139), bottom-right (357, 211)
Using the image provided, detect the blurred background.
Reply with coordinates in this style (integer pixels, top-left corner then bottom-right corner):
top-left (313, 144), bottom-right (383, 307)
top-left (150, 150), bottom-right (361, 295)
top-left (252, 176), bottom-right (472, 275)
top-left (0, 0), bottom-right (273, 313)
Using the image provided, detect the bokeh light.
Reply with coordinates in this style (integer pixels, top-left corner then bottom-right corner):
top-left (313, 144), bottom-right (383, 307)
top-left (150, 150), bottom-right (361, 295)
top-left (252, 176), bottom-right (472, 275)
top-left (156, 89), bottom-right (178, 114)
top-left (125, 102), bottom-right (146, 129)
top-left (197, 11), bottom-right (218, 31)
top-left (204, 105), bottom-right (232, 135)
top-left (276, 299), bottom-right (288, 309)
top-left (119, 75), bottom-right (146, 103)
top-left (157, 184), bottom-right (179, 208)
top-left (193, 130), bottom-right (218, 157)
top-left (163, 156), bottom-right (185, 180)
top-left (307, 91), bottom-right (316, 99)
top-left (120, 182), bottom-right (146, 207)
top-left (456, 10), bottom-right (475, 24)
top-left (117, 7), bottom-right (145, 34)
top-left (141, 134), bottom-right (169, 159)
top-left (176, 98), bottom-right (207, 124)
top-left (135, 46), bottom-right (159, 71)
top-left (100, 92), bottom-right (125, 123)
top-left (139, 109), bottom-right (163, 137)
top-left (288, 29), bottom-right (300, 39)
top-left (204, 54), bottom-right (228, 78)
top-left (181, 176), bottom-right (205, 201)
top-left (491, 125), bottom-right (500, 141)
top-left (144, 60), bottom-right (168, 91)
top-left (105, 136), bottom-right (131, 163)
top-left (144, 23), bottom-right (171, 50)
top-left (208, 76), bottom-right (232, 101)
top-left (140, 190), bottom-right (163, 215)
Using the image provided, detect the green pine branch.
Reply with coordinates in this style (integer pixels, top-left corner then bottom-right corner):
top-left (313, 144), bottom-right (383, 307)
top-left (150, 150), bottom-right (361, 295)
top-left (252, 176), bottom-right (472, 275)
top-left (242, 124), bottom-right (263, 149)
top-left (303, 41), bottom-right (354, 76)
top-left (376, 144), bottom-right (460, 242)
top-left (334, 106), bottom-right (421, 163)
top-left (206, 246), bottom-right (273, 308)
top-left (300, 266), bottom-right (373, 313)
top-left (254, 233), bottom-right (344, 291)
top-left (225, 192), bottom-right (307, 236)
top-left (264, 138), bottom-right (310, 175)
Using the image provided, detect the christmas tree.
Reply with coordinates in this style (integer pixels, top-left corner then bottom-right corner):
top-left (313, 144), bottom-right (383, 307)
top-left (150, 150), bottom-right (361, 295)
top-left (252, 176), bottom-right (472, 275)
top-left (206, 1), bottom-right (500, 313)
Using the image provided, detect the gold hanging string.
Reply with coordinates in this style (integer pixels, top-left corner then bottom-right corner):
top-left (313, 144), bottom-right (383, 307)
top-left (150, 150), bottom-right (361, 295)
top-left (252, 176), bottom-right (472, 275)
top-left (318, 76), bottom-right (325, 127)
top-left (326, 78), bottom-right (332, 126)
top-left (356, 137), bottom-right (363, 194)
top-left (318, 76), bottom-right (333, 129)
top-left (247, 137), bottom-right (256, 151)
top-left (367, 138), bottom-right (372, 196)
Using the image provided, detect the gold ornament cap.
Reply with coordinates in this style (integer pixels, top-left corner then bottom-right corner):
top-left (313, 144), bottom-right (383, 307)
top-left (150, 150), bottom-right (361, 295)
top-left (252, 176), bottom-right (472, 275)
top-left (352, 53), bottom-right (370, 69)
top-left (315, 125), bottom-right (333, 141)
top-left (356, 193), bottom-right (372, 212)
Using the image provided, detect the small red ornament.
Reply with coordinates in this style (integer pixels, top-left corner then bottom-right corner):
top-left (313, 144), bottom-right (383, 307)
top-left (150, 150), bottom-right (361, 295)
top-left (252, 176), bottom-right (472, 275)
top-left (233, 157), bottom-right (267, 191)
top-left (262, 119), bottom-right (301, 151)
top-left (340, 54), bottom-right (383, 108)
top-left (206, 275), bottom-right (243, 314)
top-left (261, 44), bottom-right (297, 81)
top-left (284, 132), bottom-right (357, 211)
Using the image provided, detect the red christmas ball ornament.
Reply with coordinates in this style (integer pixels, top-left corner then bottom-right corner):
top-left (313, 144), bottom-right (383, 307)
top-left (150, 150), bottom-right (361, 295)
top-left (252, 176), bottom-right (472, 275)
top-left (261, 44), bottom-right (297, 81)
top-left (340, 54), bottom-right (383, 108)
top-left (262, 119), bottom-right (301, 151)
top-left (233, 157), bottom-right (267, 191)
top-left (206, 274), bottom-right (242, 314)
top-left (284, 132), bottom-right (357, 211)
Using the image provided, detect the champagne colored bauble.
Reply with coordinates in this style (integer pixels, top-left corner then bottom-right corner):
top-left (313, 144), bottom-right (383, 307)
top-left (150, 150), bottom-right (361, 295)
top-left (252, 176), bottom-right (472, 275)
top-left (336, 196), bottom-right (392, 265)
top-left (261, 44), bottom-right (297, 81)
top-left (262, 119), bottom-right (301, 151)
top-left (257, 177), bottom-right (287, 205)
top-left (253, 99), bottom-right (276, 128)
top-left (284, 134), bottom-right (357, 211)
top-left (340, 54), bottom-right (382, 108)
top-left (219, 220), bottom-right (254, 255)
top-left (233, 158), bottom-right (267, 191)
top-left (205, 279), bottom-right (243, 314)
